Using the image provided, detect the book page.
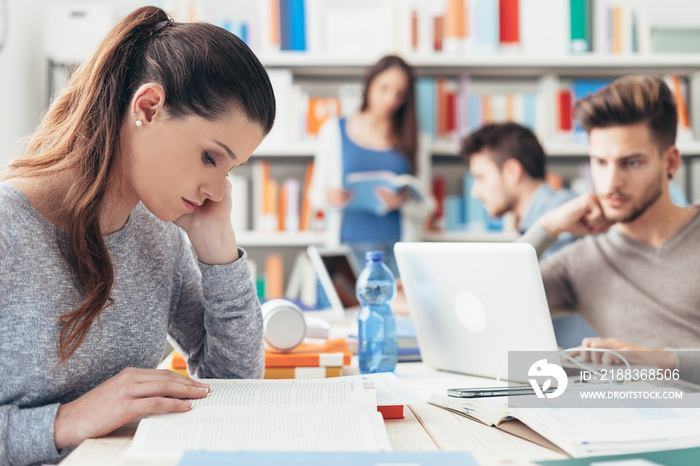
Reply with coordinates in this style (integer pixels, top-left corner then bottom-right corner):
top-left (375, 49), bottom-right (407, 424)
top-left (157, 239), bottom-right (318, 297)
top-left (122, 412), bottom-right (392, 466)
top-left (181, 378), bottom-right (376, 417)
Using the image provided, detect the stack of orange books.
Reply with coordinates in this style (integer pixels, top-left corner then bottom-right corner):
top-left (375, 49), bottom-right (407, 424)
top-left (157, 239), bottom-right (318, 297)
top-left (264, 338), bottom-right (352, 379)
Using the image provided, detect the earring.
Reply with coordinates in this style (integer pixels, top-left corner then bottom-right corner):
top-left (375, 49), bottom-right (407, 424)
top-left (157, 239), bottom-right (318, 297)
top-left (135, 119), bottom-right (143, 127)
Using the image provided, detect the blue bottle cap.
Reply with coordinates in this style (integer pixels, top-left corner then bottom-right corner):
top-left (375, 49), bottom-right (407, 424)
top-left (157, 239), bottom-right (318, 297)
top-left (366, 250), bottom-right (384, 262)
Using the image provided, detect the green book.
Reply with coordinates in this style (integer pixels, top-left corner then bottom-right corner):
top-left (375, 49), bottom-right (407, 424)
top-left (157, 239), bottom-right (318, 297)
top-left (570, 0), bottom-right (590, 53)
top-left (536, 445), bottom-right (700, 465)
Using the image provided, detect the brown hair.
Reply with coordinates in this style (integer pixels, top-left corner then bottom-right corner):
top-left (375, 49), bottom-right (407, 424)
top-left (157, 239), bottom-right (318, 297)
top-left (460, 122), bottom-right (546, 180)
top-left (360, 55), bottom-right (418, 172)
top-left (574, 75), bottom-right (677, 150)
top-left (4, 6), bottom-right (275, 363)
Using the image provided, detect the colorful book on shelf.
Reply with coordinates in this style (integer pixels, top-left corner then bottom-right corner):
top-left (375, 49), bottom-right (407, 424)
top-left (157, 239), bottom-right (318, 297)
top-left (343, 171), bottom-right (428, 216)
top-left (265, 338), bottom-right (351, 367)
top-left (178, 451), bottom-right (478, 466)
top-left (569, 0), bottom-right (591, 53)
top-left (122, 377), bottom-right (390, 465)
top-left (264, 365), bottom-right (342, 379)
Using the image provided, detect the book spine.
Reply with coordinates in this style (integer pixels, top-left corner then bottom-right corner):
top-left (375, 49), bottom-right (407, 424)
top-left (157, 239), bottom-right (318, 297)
top-left (570, 0), bottom-right (591, 53)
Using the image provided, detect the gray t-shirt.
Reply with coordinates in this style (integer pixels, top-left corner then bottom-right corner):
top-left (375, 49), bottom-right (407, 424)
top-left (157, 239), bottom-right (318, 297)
top-left (519, 208), bottom-right (700, 385)
top-left (0, 183), bottom-right (264, 466)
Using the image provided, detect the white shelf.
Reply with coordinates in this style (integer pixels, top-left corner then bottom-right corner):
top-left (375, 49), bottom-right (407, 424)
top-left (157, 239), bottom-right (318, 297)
top-left (236, 231), bottom-right (325, 247)
top-left (254, 142), bottom-right (315, 157)
top-left (260, 53), bottom-right (700, 77)
top-left (430, 140), bottom-right (700, 158)
top-left (424, 231), bottom-right (519, 243)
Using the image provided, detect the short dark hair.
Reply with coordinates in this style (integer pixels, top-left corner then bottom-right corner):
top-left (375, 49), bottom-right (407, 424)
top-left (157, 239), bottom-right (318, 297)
top-left (460, 122), bottom-right (546, 180)
top-left (574, 75), bottom-right (677, 150)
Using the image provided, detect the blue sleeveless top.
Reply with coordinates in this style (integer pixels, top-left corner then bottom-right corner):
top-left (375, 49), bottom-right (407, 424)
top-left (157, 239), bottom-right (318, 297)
top-left (340, 118), bottom-right (411, 242)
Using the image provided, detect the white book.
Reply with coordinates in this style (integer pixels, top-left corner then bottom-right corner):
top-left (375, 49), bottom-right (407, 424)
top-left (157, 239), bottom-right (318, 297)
top-left (519, 0), bottom-right (569, 57)
top-left (258, 69), bottom-right (293, 150)
top-left (429, 389), bottom-right (700, 458)
top-left (229, 174), bottom-right (249, 231)
top-left (122, 378), bottom-right (392, 466)
top-left (592, 0), bottom-right (611, 53)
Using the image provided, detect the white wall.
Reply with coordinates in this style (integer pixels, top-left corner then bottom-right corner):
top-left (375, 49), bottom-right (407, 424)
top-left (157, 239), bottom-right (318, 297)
top-left (0, 0), bottom-right (47, 170)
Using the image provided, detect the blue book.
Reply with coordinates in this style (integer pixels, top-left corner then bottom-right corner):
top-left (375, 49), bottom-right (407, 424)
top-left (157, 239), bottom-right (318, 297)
top-left (178, 451), bottom-right (478, 466)
top-left (279, 0), bottom-right (291, 50)
top-left (289, 0), bottom-right (306, 51)
top-left (473, 0), bottom-right (499, 55)
top-left (444, 195), bottom-right (463, 232)
top-left (521, 93), bottom-right (536, 130)
top-left (343, 171), bottom-right (426, 216)
top-left (569, 79), bottom-right (612, 142)
top-left (415, 78), bottom-right (436, 139)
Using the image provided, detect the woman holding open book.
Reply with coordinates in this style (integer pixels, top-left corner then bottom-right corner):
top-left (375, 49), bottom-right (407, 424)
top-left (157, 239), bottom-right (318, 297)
top-left (0, 7), bottom-right (274, 465)
top-left (309, 55), bottom-right (434, 276)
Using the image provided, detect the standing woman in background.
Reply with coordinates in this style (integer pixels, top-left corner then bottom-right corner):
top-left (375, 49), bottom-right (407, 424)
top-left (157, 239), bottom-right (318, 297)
top-left (0, 7), bottom-right (274, 465)
top-left (309, 55), bottom-right (434, 276)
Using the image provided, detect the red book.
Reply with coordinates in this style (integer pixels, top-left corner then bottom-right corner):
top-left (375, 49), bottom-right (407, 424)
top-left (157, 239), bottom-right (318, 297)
top-left (431, 176), bottom-right (446, 231)
top-left (411, 10), bottom-right (419, 51)
top-left (446, 90), bottom-right (456, 133)
top-left (499, 0), bottom-right (520, 45)
top-left (433, 16), bottom-right (443, 51)
top-left (558, 89), bottom-right (573, 131)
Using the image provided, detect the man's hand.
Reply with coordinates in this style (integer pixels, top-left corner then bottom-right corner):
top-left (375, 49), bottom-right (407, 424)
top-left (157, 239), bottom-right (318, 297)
top-left (539, 193), bottom-right (614, 238)
top-left (568, 337), bottom-right (677, 370)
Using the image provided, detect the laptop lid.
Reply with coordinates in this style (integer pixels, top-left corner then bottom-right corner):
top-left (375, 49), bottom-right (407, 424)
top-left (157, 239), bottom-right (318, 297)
top-left (307, 245), bottom-right (361, 322)
top-left (394, 242), bottom-right (558, 381)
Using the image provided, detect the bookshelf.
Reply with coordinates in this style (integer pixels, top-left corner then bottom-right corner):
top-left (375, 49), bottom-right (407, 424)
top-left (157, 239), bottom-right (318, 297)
top-left (45, 0), bottom-right (700, 302)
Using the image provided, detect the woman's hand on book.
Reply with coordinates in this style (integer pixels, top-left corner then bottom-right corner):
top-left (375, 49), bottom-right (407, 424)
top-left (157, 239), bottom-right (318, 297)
top-left (375, 187), bottom-right (409, 212)
top-left (53, 368), bottom-right (210, 450)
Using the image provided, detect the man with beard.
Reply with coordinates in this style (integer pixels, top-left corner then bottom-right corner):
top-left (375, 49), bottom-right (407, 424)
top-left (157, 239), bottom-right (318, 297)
top-left (520, 75), bottom-right (700, 352)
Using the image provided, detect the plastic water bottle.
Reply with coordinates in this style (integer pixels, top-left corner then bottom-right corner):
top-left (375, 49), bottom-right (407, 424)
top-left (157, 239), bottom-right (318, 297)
top-left (356, 250), bottom-right (397, 374)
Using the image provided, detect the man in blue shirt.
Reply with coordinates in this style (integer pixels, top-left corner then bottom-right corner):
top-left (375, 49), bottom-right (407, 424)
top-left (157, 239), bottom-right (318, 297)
top-left (460, 122), bottom-right (577, 258)
top-left (460, 122), bottom-right (593, 347)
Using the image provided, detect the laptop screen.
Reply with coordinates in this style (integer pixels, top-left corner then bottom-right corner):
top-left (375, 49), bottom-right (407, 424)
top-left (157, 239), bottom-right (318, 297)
top-left (319, 253), bottom-right (360, 308)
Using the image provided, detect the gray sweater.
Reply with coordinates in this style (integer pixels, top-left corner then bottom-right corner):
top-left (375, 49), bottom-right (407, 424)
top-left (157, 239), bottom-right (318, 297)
top-left (0, 183), bottom-right (264, 466)
top-left (520, 208), bottom-right (700, 386)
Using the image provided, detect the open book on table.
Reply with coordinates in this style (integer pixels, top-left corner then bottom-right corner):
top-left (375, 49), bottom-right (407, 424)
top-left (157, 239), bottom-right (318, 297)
top-left (429, 386), bottom-right (700, 458)
top-left (122, 377), bottom-right (391, 466)
top-left (343, 170), bottom-right (427, 216)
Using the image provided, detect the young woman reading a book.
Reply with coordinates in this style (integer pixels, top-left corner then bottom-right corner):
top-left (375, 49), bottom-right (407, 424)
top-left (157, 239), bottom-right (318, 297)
top-left (309, 55), bottom-right (434, 276)
top-left (0, 7), bottom-right (274, 465)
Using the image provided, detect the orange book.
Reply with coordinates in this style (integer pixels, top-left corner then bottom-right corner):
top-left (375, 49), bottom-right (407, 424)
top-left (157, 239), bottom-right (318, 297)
top-left (307, 96), bottom-right (341, 137)
top-left (269, 0), bottom-right (280, 47)
top-left (545, 173), bottom-right (564, 191)
top-left (264, 366), bottom-right (343, 379)
top-left (445, 0), bottom-right (467, 40)
top-left (433, 15), bottom-right (443, 51)
top-left (436, 78), bottom-right (447, 137)
top-left (299, 161), bottom-right (314, 231)
top-left (411, 9), bottom-right (419, 51)
top-left (670, 76), bottom-right (691, 130)
top-left (265, 254), bottom-right (284, 299)
top-left (612, 6), bottom-right (623, 53)
top-left (265, 338), bottom-right (352, 367)
top-left (277, 182), bottom-right (287, 231)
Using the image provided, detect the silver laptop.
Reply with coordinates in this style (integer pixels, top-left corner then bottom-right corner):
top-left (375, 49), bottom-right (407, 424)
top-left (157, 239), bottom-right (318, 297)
top-left (394, 242), bottom-right (558, 380)
top-left (307, 245), bottom-right (362, 322)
